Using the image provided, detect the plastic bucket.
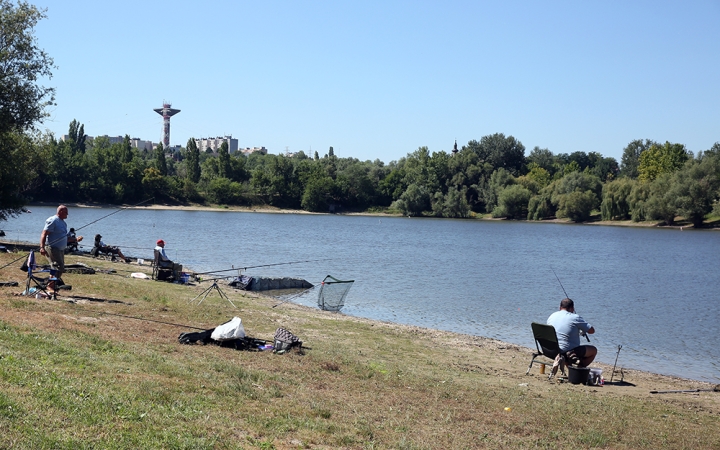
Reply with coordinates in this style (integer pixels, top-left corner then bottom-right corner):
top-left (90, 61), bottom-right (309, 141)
top-left (180, 273), bottom-right (190, 284)
top-left (568, 366), bottom-right (590, 385)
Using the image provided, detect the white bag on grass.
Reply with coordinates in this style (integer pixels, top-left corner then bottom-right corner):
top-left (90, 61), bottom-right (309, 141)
top-left (211, 317), bottom-right (246, 341)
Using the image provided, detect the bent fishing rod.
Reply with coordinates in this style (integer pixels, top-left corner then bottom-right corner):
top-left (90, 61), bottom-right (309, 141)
top-left (194, 258), bottom-right (332, 276)
top-left (0, 198), bottom-right (153, 271)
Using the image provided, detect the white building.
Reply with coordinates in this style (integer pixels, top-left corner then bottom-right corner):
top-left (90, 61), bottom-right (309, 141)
top-left (195, 136), bottom-right (239, 154)
top-left (240, 146), bottom-right (268, 156)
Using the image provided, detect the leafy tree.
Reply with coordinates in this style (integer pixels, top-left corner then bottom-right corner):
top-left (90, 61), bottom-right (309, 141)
top-left (207, 177), bottom-right (241, 204)
top-left (63, 119), bottom-right (86, 154)
top-left (47, 131), bottom-right (86, 200)
top-left (524, 164), bottom-right (551, 189)
top-left (568, 151), bottom-right (591, 171)
top-left (431, 187), bottom-right (471, 218)
top-left (601, 177), bottom-right (636, 220)
top-left (702, 142), bottom-right (720, 159)
top-left (0, 0), bottom-right (55, 134)
top-left (628, 181), bottom-right (651, 222)
top-left (671, 157), bottom-right (720, 227)
top-left (466, 133), bottom-right (526, 176)
top-left (620, 139), bottom-right (657, 178)
top-left (556, 190), bottom-right (597, 222)
top-left (545, 171), bottom-right (602, 222)
top-left (644, 173), bottom-right (676, 225)
top-left (526, 147), bottom-right (555, 173)
top-left (492, 185), bottom-right (532, 219)
top-left (154, 143), bottom-right (167, 176)
top-left (638, 141), bottom-right (688, 182)
top-left (185, 138), bottom-right (201, 183)
top-left (483, 167), bottom-right (515, 212)
top-left (527, 193), bottom-right (554, 220)
top-left (0, 0), bottom-right (55, 219)
top-left (217, 141), bottom-right (231, 178)
top-left (393, 183), bottom-right (431, 216)
top-left (328, 146), bottom-right (334, 157)
top-left (0, 131), bottom-right (42, 220)
top-left (141, 167), bottom-right (167, 200)
top-left (301, 175), bottom-right (336, 212)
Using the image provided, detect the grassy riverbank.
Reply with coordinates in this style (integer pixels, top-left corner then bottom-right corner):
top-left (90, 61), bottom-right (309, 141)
top-left (0, 251), bottom-right (719, 449)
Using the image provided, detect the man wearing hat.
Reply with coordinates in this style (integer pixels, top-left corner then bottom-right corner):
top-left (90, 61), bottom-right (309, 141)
top-left (154, 239), bottom-right (182, 281)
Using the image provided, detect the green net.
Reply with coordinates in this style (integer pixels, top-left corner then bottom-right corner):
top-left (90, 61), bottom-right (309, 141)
top-left (317, 275), bottom-right (354, 311)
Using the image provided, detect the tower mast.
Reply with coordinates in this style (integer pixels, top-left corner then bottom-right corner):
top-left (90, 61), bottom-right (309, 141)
top-left (153, 102), bottom-right (181, 149)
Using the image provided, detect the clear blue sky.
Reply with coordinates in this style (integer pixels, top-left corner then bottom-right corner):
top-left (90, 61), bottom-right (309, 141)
top-left (32, 0), bottom-right (719, 163)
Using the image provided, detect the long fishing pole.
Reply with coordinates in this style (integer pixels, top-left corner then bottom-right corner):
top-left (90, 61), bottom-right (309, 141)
top-left (550, 266), bottom-right (569, 298)
top-left (72, 198), bottom-right (153, 234)
top-left (195, 258), bottom-right (331, 276)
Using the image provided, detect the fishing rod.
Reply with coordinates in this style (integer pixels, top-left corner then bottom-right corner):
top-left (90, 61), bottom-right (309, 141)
top-left (72, 198), bottom-right (153, 234)
top-left (194, 258), bottom-right (331, 276)
top-left (550, 266), bottom-right (569, 298)
top-left (271, 284), bottom-right (319, 308)
top-left (0, 198), bottom-right (154, 271)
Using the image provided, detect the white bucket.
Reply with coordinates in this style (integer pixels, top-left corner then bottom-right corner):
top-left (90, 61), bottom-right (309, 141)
top-left (589, 368), bottom-right (603, 385)
top-left (137, 258), bottom-right (144, 265)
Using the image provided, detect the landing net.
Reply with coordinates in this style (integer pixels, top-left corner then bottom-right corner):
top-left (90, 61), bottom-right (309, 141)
top-left (317, 275), bottom-right (354, 312)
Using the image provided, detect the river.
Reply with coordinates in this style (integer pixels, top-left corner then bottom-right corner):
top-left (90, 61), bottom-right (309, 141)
top-left (2, 206), bottom-right (719, 383)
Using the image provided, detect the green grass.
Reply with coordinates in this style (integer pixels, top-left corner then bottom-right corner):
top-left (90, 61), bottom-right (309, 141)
top-left (0, 251), bottom-right (719, 449)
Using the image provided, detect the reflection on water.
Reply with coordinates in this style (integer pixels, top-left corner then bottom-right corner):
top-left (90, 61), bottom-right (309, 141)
top-left (3, 206), bottom-right (720, 382)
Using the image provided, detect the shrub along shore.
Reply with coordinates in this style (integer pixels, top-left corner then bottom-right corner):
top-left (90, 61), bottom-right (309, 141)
top-left (0, 250), bottom-right (718, 449)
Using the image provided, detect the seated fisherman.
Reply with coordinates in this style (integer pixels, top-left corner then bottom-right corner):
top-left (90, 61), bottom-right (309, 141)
top-left (154, 239), bottom-right (182, 280)
top-left (92, 234), bottom-right (130, 262)
top-left (65, 228), bottom-right (83, 253)
top-left (547, 298), bottom-right (597, 367)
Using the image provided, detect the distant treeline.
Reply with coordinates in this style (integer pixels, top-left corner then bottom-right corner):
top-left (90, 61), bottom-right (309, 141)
top-left (12, 121), bottom-right (720, 227)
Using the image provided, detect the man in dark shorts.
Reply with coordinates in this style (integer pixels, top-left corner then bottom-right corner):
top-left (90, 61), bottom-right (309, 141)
top-left (547, 298), bottom-right (597, 367)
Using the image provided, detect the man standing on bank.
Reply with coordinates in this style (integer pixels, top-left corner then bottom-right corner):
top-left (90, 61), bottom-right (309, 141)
top-left (547, 298), bottom-right (597, 367)
top-left (39, 205), bottom-right (70, 286)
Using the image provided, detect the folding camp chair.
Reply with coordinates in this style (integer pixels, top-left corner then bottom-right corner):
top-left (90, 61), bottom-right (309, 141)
top-left (152, 249), bottom-right (173, 281)
top-left (22, 250), bottom-right (61, 299)
top-left (526, 322), bottom-right (567, 379)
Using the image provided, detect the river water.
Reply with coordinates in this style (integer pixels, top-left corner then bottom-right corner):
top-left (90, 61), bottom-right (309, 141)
top-left (3, 206), bottom-right (719, 383)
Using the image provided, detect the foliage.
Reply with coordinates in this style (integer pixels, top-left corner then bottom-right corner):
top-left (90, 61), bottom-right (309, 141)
top-left (0, 0), bottom-right (55, 134)
top-left (492, 185), bottom-right (532, 219)
top-left (0, 130), bottom-right (41, 220)
top-left (638, 141), bottom-right (689, 182)
top-left (620, 139), bottom-right (657, 179)
top-left (393, 183), bottom-right (431, 216)
top-left (0, 0), bottom-right (54, 220)
top-left (556, 190), bottom-right (597, 222)
top-left (185, 138), bottom-right (201, 183)
top-left (483, 167), bottom-right (515, 212)
top-left (466, 133), bottom-right (526, 176)
top-left (601, 177), bottom-right (636, 220)
top-left (527, 193), bottom-right (554, 220)
top-left (431, 186), bottom-right (471, 218)
top-left (154, 144), bottom-right (167, 176)
top-left (644, 173), bottom-right (677, 225)
top-left (670, 156), bottom-right (720, 227)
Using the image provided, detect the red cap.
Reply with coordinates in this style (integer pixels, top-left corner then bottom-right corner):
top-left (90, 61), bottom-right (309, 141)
top-left (157, 239), bottom-right (165, 245)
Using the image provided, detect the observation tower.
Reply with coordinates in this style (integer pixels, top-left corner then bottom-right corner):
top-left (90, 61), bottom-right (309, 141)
top-left (153, 102), bottom-right (180, 149)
